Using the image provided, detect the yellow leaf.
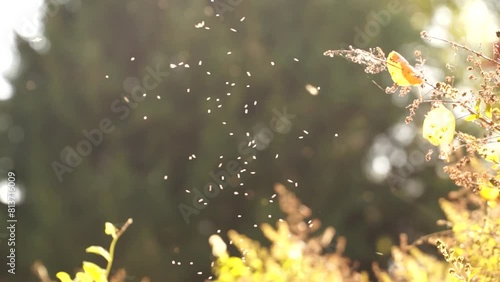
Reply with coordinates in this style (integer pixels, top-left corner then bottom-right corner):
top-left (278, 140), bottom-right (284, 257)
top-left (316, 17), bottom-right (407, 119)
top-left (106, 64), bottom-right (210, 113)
top-left (82, 261), bottom-right (107, 282)
top-left (467, 268), bottom-right (480, 282)
top-left (56, 272), bottom-right (73, 282)
top-left (474, 99), bottom-right (481, 112)
top-left (479, 184), bottom-right (500, 201)
top-left (75, 271), bottom-right (93, 282)
top-left (485, 104), bottom-right (493, 119)
top-left (86, 246), bottom-right (111, 262)
top-left (478, 143), bottom-right (500, 164)
top-left (104, 222), bottom-right (117, 238)
top-left (386, 51), bottom-right (423, 86)
top-left (464, 114), bottom-right (479, 121)
top-left (423, 105), bottom-right (455, 146)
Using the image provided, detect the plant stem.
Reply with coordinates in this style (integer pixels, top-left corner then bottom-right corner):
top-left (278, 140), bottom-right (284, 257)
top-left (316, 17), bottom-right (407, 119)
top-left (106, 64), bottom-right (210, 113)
top-left (106, 218), bottom-right (133, 277)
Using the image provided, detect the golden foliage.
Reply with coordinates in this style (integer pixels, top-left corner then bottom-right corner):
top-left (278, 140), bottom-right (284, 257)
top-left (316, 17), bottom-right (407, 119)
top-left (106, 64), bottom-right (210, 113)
top-left (209, 184), bottom-right (368, 282)
top-left (209, 33), bottom-right (500, 281)
top-left (373, 242), bottom-right (452, 282)
top-left (438, 195), bottom-right (500, 281)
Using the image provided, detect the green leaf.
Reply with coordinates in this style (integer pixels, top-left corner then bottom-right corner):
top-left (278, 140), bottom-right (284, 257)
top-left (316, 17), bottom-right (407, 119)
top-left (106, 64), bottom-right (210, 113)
top-left (86, 246), bottom-right (111, 262)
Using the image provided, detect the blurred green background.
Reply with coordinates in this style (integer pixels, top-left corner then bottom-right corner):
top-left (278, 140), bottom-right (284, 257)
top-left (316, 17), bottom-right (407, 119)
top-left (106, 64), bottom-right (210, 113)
top-left (0, 0), bottom-right (498, 281)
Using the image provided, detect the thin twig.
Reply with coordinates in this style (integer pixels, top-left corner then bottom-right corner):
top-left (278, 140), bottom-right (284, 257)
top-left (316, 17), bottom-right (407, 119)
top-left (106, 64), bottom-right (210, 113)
top-left (421, 31), bottom-right (499, 64)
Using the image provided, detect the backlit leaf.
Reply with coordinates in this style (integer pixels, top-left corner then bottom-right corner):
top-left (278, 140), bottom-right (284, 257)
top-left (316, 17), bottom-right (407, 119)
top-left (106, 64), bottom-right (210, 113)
top-left (104, 222), bottom-right (117, 238)
top-left (423, 105), bottom-right (455, 146)
top-left (386, 51), bottom-right (423, 86)
top-left (86, 246), bottom-right (111, 262)
top-left (479, 184), bottom-right (500, 202)
top-left (75, 272), bottom-right (93, 282)
top-left (478, 143), bottom-right (500, 164)
top-left (464, 114), bottom-right (479, 121)
top-left (56, 272), bottom-right (73, 282)
top-left (485, 104), bottom-right (493, 119)
top-left (82, 261), bottom-right (107, 282)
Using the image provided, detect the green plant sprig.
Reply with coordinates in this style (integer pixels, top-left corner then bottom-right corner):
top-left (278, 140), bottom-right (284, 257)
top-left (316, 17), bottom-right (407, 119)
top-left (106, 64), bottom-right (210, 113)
top-left (56, 218), bottom-right (133, 282)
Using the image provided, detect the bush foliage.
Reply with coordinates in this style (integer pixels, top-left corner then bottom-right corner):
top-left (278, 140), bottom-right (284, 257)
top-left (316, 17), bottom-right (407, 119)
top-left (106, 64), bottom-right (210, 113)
top-left (208, 32), bottom-right (500, 281)
top-left (39, 33), bottom-right (500, 282)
